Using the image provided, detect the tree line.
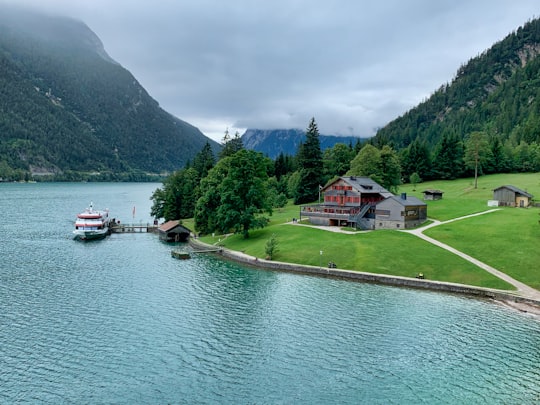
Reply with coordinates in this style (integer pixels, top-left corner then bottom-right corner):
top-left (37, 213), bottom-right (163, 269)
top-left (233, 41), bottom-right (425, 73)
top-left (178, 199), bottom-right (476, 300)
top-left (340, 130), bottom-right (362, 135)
top-left (151, 116), bottom-right (540, 238)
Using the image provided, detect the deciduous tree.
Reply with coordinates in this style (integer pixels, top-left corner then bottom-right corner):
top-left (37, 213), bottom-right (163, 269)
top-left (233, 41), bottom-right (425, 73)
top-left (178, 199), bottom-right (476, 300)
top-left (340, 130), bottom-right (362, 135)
top-left (464, 131), bottom-right (490, 188)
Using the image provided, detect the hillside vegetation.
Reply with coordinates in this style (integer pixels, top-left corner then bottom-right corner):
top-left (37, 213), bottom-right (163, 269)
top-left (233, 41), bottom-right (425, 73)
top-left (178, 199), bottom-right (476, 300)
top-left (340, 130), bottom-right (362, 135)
top-left (0, 6), bottom-right (218, 181)
top-left (375, 18), bottom-right (540, 149)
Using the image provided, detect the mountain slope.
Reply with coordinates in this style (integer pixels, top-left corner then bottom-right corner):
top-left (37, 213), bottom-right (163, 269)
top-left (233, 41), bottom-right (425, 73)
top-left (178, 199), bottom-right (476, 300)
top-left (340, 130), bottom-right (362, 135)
top-left (0, 6), bottom-right (219, 179)
top-left (241, 129), bottom-right (363, 159)
top-left (374, 17), bottom-right (540, 149)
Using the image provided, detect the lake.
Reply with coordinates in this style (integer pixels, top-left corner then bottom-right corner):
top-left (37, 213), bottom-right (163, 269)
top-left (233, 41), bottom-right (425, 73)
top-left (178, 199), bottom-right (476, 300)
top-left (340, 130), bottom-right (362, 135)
top-left (1, 182), bottom-right (539, 404)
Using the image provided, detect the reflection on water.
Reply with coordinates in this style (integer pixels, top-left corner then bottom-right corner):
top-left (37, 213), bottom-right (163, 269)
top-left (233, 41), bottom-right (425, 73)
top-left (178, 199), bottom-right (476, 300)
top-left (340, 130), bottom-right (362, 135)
top-left (0, 182), bottom-right (539, 404)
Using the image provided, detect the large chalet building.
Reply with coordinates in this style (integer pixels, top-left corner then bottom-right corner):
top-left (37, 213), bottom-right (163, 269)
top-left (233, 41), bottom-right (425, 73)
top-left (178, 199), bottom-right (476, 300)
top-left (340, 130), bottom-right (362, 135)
top-left (300, 176), bottom-right (427, 230)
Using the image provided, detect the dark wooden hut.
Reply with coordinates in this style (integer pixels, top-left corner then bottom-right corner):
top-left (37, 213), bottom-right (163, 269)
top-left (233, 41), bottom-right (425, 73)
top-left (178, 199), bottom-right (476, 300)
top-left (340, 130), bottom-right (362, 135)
top-left (158, 220), bottom-right (191, 242)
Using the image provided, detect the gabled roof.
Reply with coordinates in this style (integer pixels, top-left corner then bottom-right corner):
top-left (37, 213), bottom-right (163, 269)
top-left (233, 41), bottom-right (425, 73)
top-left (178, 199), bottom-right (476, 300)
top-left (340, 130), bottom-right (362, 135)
top-left (493, 185), bottom-right (533, 198)
top-left (326, 176), bottom-right (393, 197)
top-left (379, 195), bottom-right (427, 207)
top-left (158, 220), bottom-right (191, 233)
top-left (423, 189), bottom-right (444, 194)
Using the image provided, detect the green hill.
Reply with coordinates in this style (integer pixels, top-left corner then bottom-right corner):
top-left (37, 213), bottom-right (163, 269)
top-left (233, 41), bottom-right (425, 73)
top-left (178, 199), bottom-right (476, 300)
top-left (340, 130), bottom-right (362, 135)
top-left (374, 17), bottom-right (540, 150)
top-left (0, 6), bottom-right (219, 181)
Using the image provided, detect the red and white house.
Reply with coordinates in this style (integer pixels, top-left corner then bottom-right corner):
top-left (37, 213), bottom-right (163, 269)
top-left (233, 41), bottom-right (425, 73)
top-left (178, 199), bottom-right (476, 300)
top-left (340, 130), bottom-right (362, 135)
top-left (300, 176), bottom-right (427, 230)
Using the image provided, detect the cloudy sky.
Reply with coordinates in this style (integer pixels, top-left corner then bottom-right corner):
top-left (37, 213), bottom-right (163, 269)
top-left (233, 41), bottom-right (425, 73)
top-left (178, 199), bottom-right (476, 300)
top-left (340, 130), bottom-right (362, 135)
top-left (3, 1), bottom-right (539, 141)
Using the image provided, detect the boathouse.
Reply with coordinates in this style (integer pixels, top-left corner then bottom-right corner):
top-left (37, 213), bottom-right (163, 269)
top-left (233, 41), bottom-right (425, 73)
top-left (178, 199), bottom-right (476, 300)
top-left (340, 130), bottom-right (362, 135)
top-left (158, 220), bottom-right (191, 242)
top-left (492, 185), bottom-right (533, 207)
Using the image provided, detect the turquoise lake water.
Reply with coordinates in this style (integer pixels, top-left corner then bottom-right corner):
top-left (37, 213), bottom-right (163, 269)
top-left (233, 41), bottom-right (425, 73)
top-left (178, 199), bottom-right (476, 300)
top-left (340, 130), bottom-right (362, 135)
top-left (1, 182), bottom-right (539, 404)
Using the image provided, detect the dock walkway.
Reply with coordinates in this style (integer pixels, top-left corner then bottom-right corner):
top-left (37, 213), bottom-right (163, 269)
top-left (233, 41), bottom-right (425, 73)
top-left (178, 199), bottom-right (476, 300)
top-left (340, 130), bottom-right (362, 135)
top-left (110, 223), bottom-right (158, 233)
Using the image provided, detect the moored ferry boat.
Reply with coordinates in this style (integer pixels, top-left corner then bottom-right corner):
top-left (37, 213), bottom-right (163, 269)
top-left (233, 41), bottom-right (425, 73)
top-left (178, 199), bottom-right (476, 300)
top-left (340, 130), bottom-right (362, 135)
top-left (73, 202), bottom-right (111, 241)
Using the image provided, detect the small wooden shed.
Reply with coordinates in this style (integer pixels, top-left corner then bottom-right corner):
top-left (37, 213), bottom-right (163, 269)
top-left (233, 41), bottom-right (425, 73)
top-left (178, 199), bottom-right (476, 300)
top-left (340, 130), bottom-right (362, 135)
top-left (422, 189), bottom-right (444, 201)
top-left (493, 185), bottom-right (533, 207)
top-left (158, 220), bottom-right (191, 242)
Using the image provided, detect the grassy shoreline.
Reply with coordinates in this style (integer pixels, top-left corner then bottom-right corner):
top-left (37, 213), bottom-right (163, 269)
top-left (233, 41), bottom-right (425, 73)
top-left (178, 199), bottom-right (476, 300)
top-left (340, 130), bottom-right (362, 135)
top-left (192, 173), bottom-right (540, 291)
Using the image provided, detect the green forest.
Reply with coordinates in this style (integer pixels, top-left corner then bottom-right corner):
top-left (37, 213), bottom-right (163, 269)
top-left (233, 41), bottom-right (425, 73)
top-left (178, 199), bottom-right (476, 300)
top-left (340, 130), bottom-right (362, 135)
top-left (374, 17), bottom-right (540, 182)
top-left (0, 7), bottom-right (217, 182)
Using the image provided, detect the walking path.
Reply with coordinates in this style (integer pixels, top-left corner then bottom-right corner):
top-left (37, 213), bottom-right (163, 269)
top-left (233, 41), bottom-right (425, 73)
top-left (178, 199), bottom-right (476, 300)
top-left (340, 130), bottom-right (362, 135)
top-left (402, 210), bottom-right (540, 302)
top-left (289, 210), bottom-right (540, 302)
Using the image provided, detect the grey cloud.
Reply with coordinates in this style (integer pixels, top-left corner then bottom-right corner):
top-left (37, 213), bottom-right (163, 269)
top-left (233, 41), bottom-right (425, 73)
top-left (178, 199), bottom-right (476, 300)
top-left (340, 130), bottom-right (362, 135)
top-left (2, 0), bottom-right (538, 140)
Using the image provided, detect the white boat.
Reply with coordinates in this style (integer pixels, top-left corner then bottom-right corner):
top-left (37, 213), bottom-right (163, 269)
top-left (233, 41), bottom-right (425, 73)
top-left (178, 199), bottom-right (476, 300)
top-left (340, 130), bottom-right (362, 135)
top-left (73, 202), bottom-right (111, 241)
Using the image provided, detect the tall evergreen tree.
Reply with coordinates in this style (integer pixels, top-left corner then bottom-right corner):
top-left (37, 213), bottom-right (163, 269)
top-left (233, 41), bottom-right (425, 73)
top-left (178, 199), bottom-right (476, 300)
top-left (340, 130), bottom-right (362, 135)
top-left (432, 134), bottom-right (464, 179)
top-left (294, 118), bottom-right (323, 204)
top-left (192, 141), bottom-right (216, 179)
top-left (219, 130), bottom-right (244, 159)
top-left (401, 140), bottom-right (432, 181)
top-left (274, 152), bottom-right (296, 180)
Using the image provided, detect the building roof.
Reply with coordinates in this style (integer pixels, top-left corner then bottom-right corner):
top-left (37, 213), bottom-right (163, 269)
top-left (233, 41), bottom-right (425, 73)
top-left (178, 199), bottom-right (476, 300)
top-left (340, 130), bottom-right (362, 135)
top-left (493, 185), bottom-right (534, 198)
top-left (158, 220), bottom-right (191, 233)
top-left (422, 189), bottom-right (444, 194)
top-left (380, 195), bottom-right (427, 207)
top-left (328, 176), bottom-right (394, 197)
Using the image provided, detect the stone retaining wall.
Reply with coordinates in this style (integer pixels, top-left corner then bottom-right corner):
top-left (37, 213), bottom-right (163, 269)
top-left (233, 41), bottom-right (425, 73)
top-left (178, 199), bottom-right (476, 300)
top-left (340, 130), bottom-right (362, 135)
top-left (189, 238), bottom-right (540, 307)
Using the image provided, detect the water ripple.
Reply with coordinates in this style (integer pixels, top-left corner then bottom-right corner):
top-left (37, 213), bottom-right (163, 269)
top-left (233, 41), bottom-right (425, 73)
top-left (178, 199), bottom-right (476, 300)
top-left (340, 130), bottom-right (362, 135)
top-left (1, 183), bottom-right (540, 404)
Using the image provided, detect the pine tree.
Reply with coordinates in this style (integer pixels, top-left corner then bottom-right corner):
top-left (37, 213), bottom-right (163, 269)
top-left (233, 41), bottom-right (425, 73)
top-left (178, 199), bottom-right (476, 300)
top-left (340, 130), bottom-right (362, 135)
top-left (432, 134), bottom-right (464, 179)
top-left (401, 140), bottom-right (432, 181)
top-left (294, 118), bottom-right (323, 205)
top-left (192, 141), bottom-right (216, 179)
top-left (219, 130), bottom-right (244, 159)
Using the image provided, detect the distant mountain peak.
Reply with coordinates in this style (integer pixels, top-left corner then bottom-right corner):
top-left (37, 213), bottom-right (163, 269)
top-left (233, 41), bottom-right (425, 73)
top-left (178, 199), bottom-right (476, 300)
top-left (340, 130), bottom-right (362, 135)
top-left (241, 128), bottom-right (365, 158)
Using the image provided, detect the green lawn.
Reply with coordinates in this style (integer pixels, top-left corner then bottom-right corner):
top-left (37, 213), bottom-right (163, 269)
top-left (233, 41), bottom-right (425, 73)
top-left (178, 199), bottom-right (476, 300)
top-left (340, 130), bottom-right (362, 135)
top-left (196, 172), bottom-right (540, 291)
top-left (400, 172), bottom-right (540, 221)
top-left (425, 207), bottom-right (540, 290)
top-left (203, 225), bottom-right (512, 289)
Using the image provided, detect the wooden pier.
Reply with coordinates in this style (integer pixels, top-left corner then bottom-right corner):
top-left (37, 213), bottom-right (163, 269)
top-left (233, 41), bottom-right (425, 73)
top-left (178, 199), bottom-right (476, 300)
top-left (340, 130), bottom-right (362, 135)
top-left (171, 249), bottom-right (191, 259)
top-left (110, 223), bottom-right (158, 234)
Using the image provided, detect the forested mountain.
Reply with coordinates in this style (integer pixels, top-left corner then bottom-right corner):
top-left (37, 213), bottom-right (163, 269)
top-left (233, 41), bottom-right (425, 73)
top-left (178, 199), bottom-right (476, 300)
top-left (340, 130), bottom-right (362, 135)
top-left (374, 17), bottom-right (540, 150)
top-left (0, 6), bottom-right (219, 181)
top-left (241, 128), bottom-right (364, 159)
